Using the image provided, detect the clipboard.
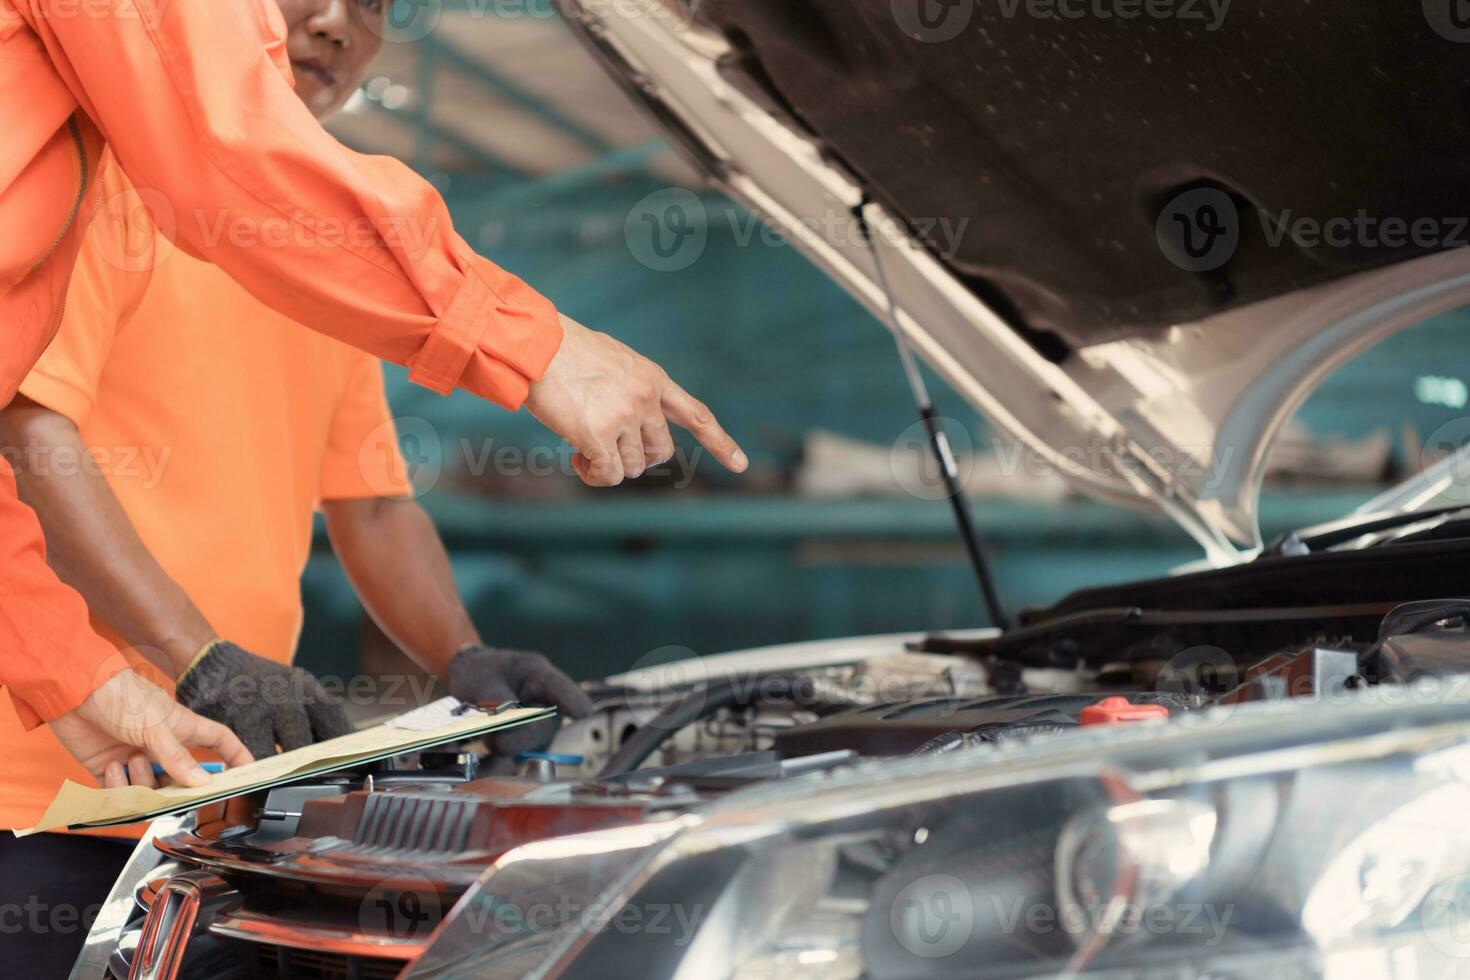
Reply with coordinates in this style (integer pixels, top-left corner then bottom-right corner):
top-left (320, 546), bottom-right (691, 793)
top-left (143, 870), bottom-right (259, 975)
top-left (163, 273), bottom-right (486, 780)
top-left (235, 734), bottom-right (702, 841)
top-left (18, 699), bottom-right (554, 835)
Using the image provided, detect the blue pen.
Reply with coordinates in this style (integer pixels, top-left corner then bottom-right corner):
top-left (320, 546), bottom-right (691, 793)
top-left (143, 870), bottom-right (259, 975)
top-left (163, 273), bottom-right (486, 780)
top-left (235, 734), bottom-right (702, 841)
top-left (150, 761), bottom-right (225, 778)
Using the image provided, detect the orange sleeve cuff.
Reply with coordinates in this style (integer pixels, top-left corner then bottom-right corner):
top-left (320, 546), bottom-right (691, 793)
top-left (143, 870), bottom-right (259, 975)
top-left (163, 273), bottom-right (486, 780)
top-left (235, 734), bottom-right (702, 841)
top-left (7, 648), bottom-right (129, 730)
top-left (407, 258), bottom-right (563, 409)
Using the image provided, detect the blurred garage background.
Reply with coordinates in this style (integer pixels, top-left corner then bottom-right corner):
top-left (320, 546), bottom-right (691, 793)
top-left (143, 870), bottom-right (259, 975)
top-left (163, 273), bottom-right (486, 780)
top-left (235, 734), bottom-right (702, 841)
top-left (297, 1), bottom-right (1470, 684)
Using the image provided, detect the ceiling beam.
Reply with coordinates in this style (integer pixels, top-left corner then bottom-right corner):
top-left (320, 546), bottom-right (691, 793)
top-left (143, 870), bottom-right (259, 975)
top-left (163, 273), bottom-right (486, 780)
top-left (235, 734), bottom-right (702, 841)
top-left (471, 139), bottom-right (668, 214)
top-left (362, 98), bottom-right (528, 175)
top-left (421, 34), bottom-right (616, 156)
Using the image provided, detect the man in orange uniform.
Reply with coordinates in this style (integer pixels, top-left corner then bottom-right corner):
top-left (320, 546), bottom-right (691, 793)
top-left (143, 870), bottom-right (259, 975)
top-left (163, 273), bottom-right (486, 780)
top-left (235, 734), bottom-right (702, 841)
top-left (0, 2), bottom-right (591, 965)
top-left (0, 0), bottom-right (747, 786)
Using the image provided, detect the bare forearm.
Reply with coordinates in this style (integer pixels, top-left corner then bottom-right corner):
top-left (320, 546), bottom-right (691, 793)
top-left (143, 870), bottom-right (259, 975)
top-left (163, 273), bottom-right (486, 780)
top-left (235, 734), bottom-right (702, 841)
top-left (323, 497), bottom-right (480, 676)
top-left (0, 398), bottom-right (214, 675)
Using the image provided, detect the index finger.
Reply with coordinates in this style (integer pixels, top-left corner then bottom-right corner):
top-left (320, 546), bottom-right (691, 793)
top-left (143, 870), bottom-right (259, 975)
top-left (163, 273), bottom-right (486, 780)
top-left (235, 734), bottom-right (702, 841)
top-left (660, 382), bottom-right (748, 474)
top-left (191, 718), bottom-right (255, 771)
top-left (145, 727), bottom-right (214, 788)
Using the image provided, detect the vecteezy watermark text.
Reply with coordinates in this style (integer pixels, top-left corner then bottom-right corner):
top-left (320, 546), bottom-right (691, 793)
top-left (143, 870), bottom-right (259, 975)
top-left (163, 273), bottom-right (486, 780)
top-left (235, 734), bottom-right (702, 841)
top-left (445, 894), bottom-right (706, 943)
top-left (358, 417), bottom-right (711, 498)
top-left (625, 189), bottom-right (970, 273)
top-left (1158, 189), bottom-right (1470, 273)
top-left (0, 439), bottom-right (171, 490)
top-left (892, 0), bottom-right (1232, 43)
top-left (368, 0), bottom-right (696, 45)
top-left (0, 897), bottom-right (105, 936)
top-left (890, 873), bottom-right (1235, 958)
top-left (991, 0), bottom-right (1230, 30)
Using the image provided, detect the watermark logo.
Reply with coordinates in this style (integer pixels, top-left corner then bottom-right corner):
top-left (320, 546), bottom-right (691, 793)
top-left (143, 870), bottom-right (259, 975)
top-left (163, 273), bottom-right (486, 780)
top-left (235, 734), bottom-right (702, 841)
top-left (92, 185), bottom-right (176, 273)
top-left (89, 653), bottom-right (175, 734)
top-left (370, 0), bottom-right (443, 41)
top-left (0, 896), bottom-right (104, 936)
top-left (1161, 198), bottom-right (1470, 271)
top-left (564, 0), bottom-right (698, 31)
top-left (626, 189), bottom-right (709, 272)
top-left (1423, 874), bottom-right (1470, 958)
top-left (1157, 645), bottom-right (1238, 728)
top-left (355, 420), bottom-right (711, 496)
top-left (1421, 417), bottom-right (1470, 506)
top-left (1259, 210), bottom-right (1470, 251)
top-left (896, 0), bottom-right (1232, 37)
top-left (0, 438), bottom-right (172, 490)
top-left (880, 430), bottom-right (1241, 499)
top-left (619, 646), bottom-right (709, 729)
top-left (1156, 187), bottom-right (1239, 273)
top-left (890, 416), bottom-right (976, 501)
top-left (33, 0), bottom-right (166, 30)
top-left (993, 0), bottom-right (1231, 30)
top-left (1424, 0), bottom-right (1470, 42)
top-left (360, 873), bottom-right (443, 940)
top-left (1156, 645), bottom-right (1237, 698)
top-left (892, 0), bottom-right (975, 42)
top-left (359, 416), bottom-right (444, 498)
top-left (437, 892), bottom-right (707, 944)
top-left (623, 196), bottom-right (969, 271)
top-left (890, 873), bottom-right (974, 958)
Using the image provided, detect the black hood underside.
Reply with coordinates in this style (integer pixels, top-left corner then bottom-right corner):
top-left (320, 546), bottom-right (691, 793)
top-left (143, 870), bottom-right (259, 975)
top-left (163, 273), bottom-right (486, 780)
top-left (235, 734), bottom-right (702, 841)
top-left (697, 0), bottom-right (1470, 352)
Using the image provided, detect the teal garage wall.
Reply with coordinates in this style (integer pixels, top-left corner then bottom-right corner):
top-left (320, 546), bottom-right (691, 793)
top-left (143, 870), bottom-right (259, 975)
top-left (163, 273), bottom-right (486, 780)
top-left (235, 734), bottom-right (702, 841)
top-left (296, 179), bottom-right (1470, 680)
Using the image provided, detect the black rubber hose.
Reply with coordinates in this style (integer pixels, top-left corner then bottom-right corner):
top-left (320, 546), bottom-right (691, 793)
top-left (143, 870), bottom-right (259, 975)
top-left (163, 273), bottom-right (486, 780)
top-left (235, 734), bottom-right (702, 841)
top-left (598, 674), bottom-right (849, 778)
top-left (912, 730), bottom-right (970, 755)
top-left (1377, 600), bottom-right (1470, 640)
top-left (1359, 599), bottom-right (1470, 676)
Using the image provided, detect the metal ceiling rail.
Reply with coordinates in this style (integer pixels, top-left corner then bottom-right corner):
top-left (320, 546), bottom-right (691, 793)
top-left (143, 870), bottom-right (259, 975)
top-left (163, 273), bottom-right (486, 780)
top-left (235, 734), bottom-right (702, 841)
top-left (362, 97), bottom-right (522, 174)
top-left (472, 139), bottom-right (667, 214)
top-left (419, 33), bottom-right (617, 156)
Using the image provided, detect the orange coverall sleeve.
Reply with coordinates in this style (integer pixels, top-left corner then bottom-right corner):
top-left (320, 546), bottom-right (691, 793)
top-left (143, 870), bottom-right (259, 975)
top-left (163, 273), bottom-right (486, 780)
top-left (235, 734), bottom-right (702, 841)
top-left (0, 460), bottom-right (129, 727)
top-left (17, 0), bottom-right (562, 410)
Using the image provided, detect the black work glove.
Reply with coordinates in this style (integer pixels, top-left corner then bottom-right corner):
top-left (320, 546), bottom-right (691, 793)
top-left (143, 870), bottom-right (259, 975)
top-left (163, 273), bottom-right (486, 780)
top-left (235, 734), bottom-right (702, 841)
top-left (446, 646), bottom-right (592, 757)
top-left (176, 640), bottom-right (352, 759)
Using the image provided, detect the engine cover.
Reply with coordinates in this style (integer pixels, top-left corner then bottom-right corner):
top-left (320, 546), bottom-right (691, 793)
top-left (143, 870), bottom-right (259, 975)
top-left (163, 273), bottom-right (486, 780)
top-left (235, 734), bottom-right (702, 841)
top-left (774, 693), bottom-right (1187, 758)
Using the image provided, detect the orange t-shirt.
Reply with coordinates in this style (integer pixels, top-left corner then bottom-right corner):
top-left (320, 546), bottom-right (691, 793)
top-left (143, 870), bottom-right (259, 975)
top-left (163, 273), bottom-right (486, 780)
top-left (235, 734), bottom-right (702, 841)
top-left (0, 164), bottom-right (411, 832)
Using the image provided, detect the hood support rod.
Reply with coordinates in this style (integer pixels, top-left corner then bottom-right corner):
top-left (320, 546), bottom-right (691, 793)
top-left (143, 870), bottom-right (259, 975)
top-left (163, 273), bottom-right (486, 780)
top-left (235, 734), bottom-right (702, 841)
top-left (856, 204), bottom-right (1008, 630)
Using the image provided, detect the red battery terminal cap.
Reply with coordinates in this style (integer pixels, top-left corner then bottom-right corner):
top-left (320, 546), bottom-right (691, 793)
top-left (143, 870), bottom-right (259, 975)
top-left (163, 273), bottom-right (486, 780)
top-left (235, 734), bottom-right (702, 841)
top-left (1079, 696), bottom-right (1170, 726)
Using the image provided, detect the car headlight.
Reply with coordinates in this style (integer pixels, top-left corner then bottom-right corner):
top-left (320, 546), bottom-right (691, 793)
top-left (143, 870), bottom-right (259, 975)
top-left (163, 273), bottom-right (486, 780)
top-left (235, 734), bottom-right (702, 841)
top-left (407, 689), bottom-right (1470, 980)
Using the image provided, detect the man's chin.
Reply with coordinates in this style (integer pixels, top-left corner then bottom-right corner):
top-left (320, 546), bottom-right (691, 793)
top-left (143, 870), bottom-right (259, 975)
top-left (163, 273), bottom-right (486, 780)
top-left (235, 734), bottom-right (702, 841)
top-left (309, 90), bottom-right (348, 122)
top-left (302, 95), bottom-right (343, 122)
top-left (290, 78), bottom-right (331, 112)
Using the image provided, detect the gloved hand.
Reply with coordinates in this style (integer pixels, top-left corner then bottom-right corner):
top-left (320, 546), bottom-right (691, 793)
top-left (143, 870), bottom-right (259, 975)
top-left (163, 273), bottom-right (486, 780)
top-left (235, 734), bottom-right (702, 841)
top-left (446, 646), bottom-right (592, 757)
top-left (175, 640), bottom-right (352, 758)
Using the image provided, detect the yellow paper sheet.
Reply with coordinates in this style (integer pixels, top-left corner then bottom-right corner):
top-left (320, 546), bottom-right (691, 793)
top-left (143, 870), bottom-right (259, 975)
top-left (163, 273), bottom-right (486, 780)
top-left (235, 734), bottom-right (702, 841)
top-left (19, 704), bottom-right (552, 835)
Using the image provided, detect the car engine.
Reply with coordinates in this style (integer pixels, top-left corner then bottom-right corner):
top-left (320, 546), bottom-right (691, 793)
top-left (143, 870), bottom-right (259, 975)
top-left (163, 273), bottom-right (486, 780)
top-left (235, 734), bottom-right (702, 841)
top-left (93, 601), bottom-right (1470, 979)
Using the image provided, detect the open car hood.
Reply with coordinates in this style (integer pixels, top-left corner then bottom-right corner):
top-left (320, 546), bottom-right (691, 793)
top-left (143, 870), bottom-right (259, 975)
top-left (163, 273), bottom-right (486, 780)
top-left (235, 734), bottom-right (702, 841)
top-left (558, 0), bottom-right (1470, 562)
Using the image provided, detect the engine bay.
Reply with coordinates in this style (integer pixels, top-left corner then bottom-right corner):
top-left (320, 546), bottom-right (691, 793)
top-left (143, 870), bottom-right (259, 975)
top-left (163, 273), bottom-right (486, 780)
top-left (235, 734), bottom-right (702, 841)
top-left (103, 598), bottom-right (1470, 979)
